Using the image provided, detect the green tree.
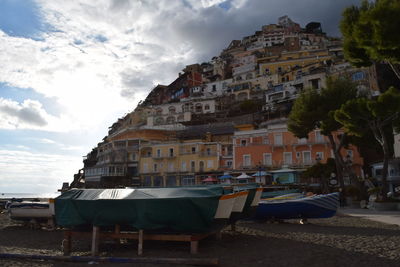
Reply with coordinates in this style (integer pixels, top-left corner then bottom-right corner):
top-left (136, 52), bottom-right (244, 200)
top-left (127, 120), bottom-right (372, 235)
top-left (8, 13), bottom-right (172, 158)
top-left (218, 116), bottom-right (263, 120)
top-left (288, 77), bottom-right (358, 195)
top-left (302, 158), bottom-right (336, 193)
top-left (335, 87), bottom-right (400, 199)
top-left (340, 0), bottom-right (400, 79)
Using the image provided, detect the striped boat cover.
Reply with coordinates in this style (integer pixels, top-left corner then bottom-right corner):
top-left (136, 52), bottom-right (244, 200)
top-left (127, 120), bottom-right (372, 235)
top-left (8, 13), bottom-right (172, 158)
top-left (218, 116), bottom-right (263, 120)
top-left (261, 192), bottom-right (340, 211)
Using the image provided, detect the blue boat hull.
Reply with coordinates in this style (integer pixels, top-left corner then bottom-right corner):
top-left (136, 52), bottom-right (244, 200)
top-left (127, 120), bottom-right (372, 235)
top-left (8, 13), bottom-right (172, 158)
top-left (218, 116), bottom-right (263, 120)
top-left (255, 193), bottom-right (339, 220)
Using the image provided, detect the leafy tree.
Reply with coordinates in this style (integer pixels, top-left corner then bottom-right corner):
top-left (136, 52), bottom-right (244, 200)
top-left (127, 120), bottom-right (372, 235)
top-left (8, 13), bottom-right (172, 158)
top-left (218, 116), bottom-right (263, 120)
top-left (335, 87), bottom-right (400, 200)
top-left (340, 0), bottom-right (400, 79)
top-left (288, 77), bottom-right (358, 195)
top-left (302, 158), bottom-right (336, 193)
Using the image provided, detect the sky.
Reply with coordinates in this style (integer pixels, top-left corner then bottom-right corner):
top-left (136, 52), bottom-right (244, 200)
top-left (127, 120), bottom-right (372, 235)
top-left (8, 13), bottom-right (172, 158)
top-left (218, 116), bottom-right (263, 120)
top-left (0, 0), bottom-right (360, 193)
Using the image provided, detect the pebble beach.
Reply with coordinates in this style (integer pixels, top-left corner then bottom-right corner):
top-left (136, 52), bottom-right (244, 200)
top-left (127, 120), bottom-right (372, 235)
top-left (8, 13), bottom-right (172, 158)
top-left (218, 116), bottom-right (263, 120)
top-left (0, 211), bottom-right (399, 267)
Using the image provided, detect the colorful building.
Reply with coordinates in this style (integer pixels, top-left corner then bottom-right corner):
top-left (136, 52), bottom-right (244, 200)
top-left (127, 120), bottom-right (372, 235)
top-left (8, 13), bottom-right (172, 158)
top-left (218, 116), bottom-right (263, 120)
top-left (233, 123), bottom-right (364, 179)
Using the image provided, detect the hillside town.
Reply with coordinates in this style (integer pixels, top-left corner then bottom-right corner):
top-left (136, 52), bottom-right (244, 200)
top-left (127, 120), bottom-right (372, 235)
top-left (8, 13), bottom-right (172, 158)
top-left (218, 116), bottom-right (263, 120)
top-left (70, 16), bottom-right (399, 193)
top-left (2, 3), bottom-right (400, 265)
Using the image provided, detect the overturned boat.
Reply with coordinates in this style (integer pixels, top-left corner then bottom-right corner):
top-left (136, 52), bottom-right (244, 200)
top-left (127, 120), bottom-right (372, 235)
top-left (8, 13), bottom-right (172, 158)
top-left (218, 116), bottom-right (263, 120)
top-left (7, 200), bottom-right (55, 221)
top-left (55, 187), bottom-right (245, 233)
top-left (255, 192), bottom-right (340, 220)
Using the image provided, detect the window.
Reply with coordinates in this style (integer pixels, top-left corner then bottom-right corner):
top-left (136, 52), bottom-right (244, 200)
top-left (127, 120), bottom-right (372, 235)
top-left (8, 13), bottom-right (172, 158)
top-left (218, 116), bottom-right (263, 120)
top-left (226, 160), bottom-right (233, 167)
top-left (181, 175), bottom-right (195, 186)
top-left (284, 152), bottom-right (292, 165)
top-left (274, 134), bottom-right (283, 145)
top-left (207, 160), bottom-right (213, 168)
top-left (143, 176), bottom-right (152, 186)
top-left (155, 117), bottom-right (164, 125)
top-left (191, 147), bottom-right (196, 154)
top-left (153, 164), bottom-right (158, 172)
top-left (195, 103), bottom-right (202, 113)
top-left (156, 149), bottom-right (161, 158)
top-left (316, 152), bottom-right (324, 161)
top-left (241, 139), bottom-right (247, 146)
top-left (204, 104), bottom-right (210, 110)
top-left (212, 85), bottom-right (216, 92)
top-left (199, 161), bottom-right (205, 172)
top-left (166, 116), bottom-right (176, 124)
top-left (181, 161), bottom-right (186, 171)
top-left (177, 114), bottom-right (184, 122)
top-left (169, 148), bottom-right (174, 157)
top-left (243, 154), bottom-right (251, 167)
top-left (206, 148), bottom-right (211, 155)
top-left (154, 176), bottom-right (163, 187)
top-left (298, 138), bottom-right (307, 144)
top-left (263, 153), bottom-right (272, 166)
top-left (166, 176), bottom-right (177, 186)
top-left (263, 137), bottom-right (269, 144)
top-left (190, 161), bottom-right (196, 172)
top-left (303, 151), bottom-right (311, 164)
top-left (347, 150), bottom-right (353, 158)
top-left (168, 106), bottom-right (176, 114)
top-left (310, 78), bottom-right (320, 89)
top-left (315, 130), bottom-right (324, 143)
top-left (168, 163), bottom-right (174, 172)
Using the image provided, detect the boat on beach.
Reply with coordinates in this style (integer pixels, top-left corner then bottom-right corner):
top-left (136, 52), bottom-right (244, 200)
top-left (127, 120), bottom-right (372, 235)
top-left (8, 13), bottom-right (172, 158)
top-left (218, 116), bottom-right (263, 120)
top-left (7, 200), bottom-right (55, 221)
top-left (255, 192), bottom-right (340, 220)
top-left (55, 186), bottom-right (250, 233)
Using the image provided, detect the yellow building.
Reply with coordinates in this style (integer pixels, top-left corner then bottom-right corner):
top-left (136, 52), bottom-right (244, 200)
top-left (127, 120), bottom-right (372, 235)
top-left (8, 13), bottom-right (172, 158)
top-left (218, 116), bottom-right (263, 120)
top-left (259, 49), bottom-right (332, 82)
top-left (139, 140), bottom-right (220, 187)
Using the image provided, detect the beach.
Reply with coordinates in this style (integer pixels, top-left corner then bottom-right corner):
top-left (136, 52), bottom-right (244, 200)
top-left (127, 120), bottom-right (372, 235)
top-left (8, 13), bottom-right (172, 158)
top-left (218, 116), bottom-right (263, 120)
top-left (0, 211), bottom-right (399, 267)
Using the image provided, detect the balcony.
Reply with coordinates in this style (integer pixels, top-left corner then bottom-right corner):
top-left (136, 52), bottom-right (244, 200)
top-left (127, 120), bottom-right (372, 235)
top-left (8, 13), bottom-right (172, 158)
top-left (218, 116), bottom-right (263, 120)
top-left (199, 152), bottom-right (218, 157)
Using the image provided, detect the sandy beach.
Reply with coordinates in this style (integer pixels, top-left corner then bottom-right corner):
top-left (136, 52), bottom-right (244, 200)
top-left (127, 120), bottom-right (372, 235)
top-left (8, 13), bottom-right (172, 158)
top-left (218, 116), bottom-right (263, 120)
top-left (0, 211), bottom-right (399, 267)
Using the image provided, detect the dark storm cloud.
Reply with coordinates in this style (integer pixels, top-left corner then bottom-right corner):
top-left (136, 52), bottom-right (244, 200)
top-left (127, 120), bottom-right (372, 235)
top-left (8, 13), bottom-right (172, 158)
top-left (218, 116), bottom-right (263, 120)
top-left (154, 0), bottom-right (361, 62)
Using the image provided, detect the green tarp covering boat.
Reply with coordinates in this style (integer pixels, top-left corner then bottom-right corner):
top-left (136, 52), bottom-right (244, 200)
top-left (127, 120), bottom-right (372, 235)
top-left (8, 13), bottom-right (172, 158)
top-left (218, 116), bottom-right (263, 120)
top-left (55, 187), bottom-right (226, 233)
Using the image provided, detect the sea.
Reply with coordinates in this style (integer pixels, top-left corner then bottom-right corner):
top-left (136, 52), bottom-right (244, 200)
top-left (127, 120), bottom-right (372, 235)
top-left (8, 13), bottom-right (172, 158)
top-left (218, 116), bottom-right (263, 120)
top-left (0, 192), bottom-right (61, 200)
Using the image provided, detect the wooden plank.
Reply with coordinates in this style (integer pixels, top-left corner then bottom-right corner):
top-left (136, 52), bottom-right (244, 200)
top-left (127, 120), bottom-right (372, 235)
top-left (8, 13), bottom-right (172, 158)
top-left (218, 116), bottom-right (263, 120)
top-left (0, 253), bottom-right (219, 266)
top-left (138, 229), bottom-right (143, 256)
top-left (91, 226), bottom-right (100, 257)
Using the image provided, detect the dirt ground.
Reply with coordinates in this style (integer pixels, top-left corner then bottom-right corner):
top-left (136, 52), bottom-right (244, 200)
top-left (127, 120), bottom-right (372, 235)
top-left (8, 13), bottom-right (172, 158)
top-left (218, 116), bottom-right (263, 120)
top-left (0, 212), bottom-right (399, 267)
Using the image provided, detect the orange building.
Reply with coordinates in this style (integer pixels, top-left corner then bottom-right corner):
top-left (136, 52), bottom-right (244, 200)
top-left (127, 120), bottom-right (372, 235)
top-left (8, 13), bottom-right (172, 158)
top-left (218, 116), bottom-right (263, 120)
top-left (233, 123), bottom-right (363, 180)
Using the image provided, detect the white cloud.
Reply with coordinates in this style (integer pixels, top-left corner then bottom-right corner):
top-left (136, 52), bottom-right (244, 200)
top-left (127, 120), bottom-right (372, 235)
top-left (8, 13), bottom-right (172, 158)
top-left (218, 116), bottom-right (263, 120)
top-left (0, 98), bottom-right (50, 129)
top-left (0, 149), bottom-right (82, 193)
top-left (0, 0), bottom-right (360, 134)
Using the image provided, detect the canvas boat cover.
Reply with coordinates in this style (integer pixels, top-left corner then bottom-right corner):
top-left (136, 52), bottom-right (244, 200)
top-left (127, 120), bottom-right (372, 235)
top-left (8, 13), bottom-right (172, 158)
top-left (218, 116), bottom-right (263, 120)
top-left (55, 187), bottom-right (226, 233)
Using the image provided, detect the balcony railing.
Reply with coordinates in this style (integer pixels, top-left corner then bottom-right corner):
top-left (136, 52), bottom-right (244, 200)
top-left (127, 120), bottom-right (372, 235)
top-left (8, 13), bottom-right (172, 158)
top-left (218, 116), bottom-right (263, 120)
top-left (199, 152), bottom-right (218, 157)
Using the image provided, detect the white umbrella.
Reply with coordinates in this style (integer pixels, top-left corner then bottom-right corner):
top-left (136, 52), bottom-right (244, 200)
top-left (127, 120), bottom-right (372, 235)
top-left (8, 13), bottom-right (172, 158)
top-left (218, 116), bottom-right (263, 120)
top-left (236, 172), bottom-right (251, 179)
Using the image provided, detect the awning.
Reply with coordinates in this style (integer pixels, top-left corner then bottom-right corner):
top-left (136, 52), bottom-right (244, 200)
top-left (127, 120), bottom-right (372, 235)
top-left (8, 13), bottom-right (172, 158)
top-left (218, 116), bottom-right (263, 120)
top-left (252, 171), bottom-right (270, 177)
top-left (203, 176), bottom-right (218, 182)
top-left (219, 174), bottom-right (232, 179)
top-left (236, 172), bottom-right (251, 179)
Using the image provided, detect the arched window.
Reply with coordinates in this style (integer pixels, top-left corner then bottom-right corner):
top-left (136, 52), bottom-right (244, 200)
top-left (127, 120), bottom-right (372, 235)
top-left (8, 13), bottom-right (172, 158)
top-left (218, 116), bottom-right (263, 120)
top-left (195, 103), bottom-right (203, 113)
top-left (168, 106), bottom-right (176, 114)
top-left (182, 104), bottom-right (191, 112)
top-left (154, 117), bottom-right (164, 125)
top-left (166, 116), bottom-right (176, 124)
top-left (177, 114), bottom-right (184, 122)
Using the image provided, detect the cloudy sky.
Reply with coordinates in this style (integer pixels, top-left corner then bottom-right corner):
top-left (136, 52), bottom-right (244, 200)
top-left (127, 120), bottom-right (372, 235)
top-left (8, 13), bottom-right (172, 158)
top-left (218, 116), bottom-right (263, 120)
top-left (0, 0), bottom-right (360, 194)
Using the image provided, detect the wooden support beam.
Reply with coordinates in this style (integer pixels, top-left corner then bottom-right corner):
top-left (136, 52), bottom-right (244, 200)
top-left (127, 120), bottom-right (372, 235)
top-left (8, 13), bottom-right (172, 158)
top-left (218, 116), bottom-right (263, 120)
top-left (215, 231), bottom-right (222, 241)
top-left (190, 241), bottom-right (198, 254)
top-left (91, 226), bottom-right (100, 257)
top-left (138, 229), bottom-right (143, 256)
top-left (62, 231), bottom-right (71, 256)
